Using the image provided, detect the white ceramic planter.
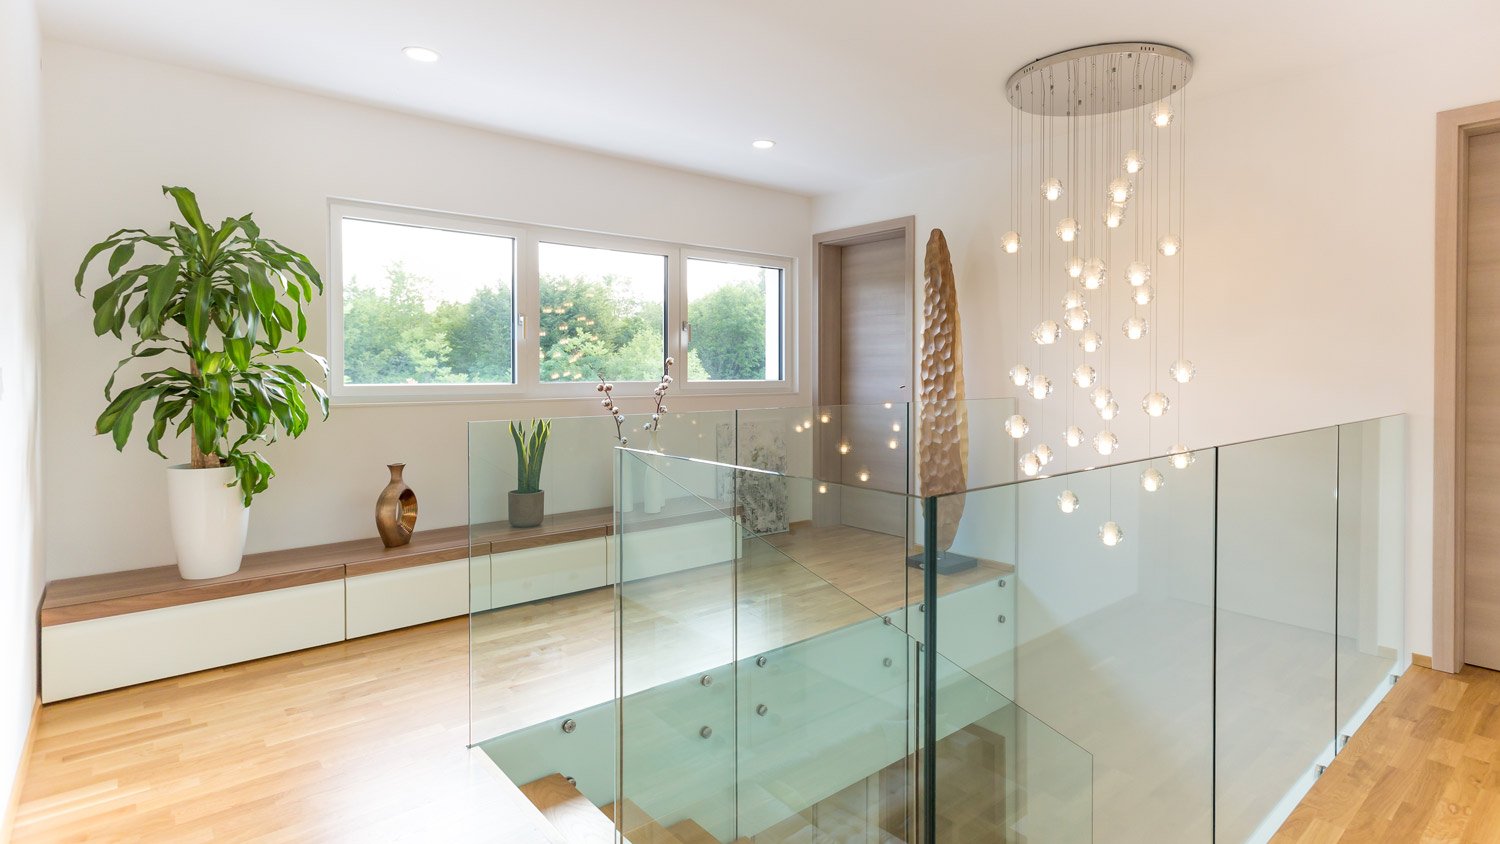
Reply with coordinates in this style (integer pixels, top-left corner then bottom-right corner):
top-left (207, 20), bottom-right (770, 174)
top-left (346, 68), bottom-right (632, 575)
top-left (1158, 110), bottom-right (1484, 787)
top-left (166, 464), bottom-right (250, 580)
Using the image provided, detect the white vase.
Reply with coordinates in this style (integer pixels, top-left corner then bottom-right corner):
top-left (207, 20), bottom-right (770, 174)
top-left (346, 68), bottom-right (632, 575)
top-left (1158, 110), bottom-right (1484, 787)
top-left (167, 464), bottom-right (250, 580)
top-left (643, 430), bottom-right (665, 515)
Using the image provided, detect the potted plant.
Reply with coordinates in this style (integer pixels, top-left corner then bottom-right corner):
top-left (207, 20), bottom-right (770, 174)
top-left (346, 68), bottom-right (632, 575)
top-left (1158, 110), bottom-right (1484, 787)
top-left (76, 186), bottom-right (329, 579)
top-left (509, 419), bottom-right (550, 528)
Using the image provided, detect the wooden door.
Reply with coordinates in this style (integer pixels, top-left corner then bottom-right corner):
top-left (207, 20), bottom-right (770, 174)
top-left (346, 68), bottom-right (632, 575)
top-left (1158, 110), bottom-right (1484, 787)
top-left (813, 220), bottom-right (914, 536)
top-left (1464, 130), bottom-right (1500, 668)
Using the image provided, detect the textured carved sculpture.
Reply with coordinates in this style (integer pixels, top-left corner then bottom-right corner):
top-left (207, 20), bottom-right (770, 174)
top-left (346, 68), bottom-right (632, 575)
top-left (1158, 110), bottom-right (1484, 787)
top-left (919, 229), bottom-right (968, 550)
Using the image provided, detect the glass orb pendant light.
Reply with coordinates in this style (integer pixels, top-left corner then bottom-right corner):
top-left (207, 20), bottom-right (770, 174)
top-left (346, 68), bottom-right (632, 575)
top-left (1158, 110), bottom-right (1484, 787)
top-left (1062, 290), bottom-right (1086, 310)
top-left (1079, 329), bottom-right (1104, 353)
top-left (1107, 178), bottom-right (1134, 204)
top-left (1081, 258), bottom-right (1107, 290)
top-left (1131, 285), bottom-right (1155, 306)
top-left (1028, 374), bottom-right (1054, 400)
top-left (1168, 443), bottom-right (1195, 469)
top-left (1103, 203), bottom-right (1126, 229)
top-left (1122, 316), bottom-right (1149, 340)
top-left (1158, 234), bottom-right (1182, 257)
top-left (1151, 102), bottom-right (1174, 127)
top-left (1042, 177), bottom-right (1063, 201)
top-left (1064, 307), bottom-right (1091, 331)
top-left (1001, 231), bottom-right (1021, 253)
top-left (1057, 489), bottom-right (1080, 514)
top-left (1140, 467), bottom-right (1166, 492)
top-left (1071, 364), bottom-right (1097, 388)
top-left (1019, 451), bottom-right (1042, 477)
top-left (1056, 217), bottom-right (1080, 243)
top-left (1170, 359), bottom-right (1196, 384)
top-left (1125, 261), bottom-right (1151, 287)
top-left (1142, 391), bottom-right (1171, 417)
top-left (1093, 430), bottom-right (1119, 456)
top-left (1099, 520), bottom-right (1125, 547)
top-left (1097, 399), bottom-right (1121, 421)
top-left (1004, 414), bottom-right (1030, 439)
top-left (1090, 385), bottom-right (1113, 409)
top-left (1009, 364), bottom-right (1032, 387)
top-left (1064, 425), bottom-right (1086, 448)
top-left (1032, 320), bottom-right (1062, 345)
top-left (1035, 443), bottom-right (1055, 466)
top-left (1065, 256), bottom-right (1085, 279)
top-left (1123, 149), bottom-right (1144, 174)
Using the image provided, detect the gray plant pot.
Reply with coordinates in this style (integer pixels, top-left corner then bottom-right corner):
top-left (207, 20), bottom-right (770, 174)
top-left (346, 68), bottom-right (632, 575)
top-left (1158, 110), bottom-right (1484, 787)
top-left (509, 490), bottom-right (545, 528)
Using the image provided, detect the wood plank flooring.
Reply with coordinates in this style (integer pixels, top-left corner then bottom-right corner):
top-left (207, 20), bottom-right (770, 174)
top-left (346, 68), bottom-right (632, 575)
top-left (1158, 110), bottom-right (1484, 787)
top-left (1272, 662), bottom-right (1500, 842)
top-left (17, 585), bottom-right (1488, 842)
top-left (11, 618), bottom-right (562, 844)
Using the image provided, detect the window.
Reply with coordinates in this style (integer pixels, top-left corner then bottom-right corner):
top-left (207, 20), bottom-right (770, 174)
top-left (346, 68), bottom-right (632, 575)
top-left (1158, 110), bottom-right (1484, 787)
top-left (537, 242), bottom-right (665, 384)
top-left (684, 256), bottom-right (784, 382)
top-left (328, 201), bottom-right (793, 402)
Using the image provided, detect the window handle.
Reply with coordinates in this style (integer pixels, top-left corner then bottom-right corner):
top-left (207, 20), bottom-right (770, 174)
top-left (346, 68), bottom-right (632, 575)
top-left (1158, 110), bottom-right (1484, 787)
top-left (518, 314), bottom-right (526, 341)
top-left (681, 320), bottom-right (691, 343)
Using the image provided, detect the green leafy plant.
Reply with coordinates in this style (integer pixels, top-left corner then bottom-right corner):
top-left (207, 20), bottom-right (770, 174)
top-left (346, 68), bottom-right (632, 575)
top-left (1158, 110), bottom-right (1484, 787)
top-left (76, 186), bottom-right (329, 506)
top-left (510, 419), bottom-right (551, 493)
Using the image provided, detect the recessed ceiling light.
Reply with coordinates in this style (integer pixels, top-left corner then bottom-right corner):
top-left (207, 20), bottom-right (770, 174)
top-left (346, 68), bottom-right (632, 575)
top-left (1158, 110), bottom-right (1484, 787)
top-left (751, 139), bottom-right (776, 150)
top-left (403, 46), bottom-right (440, 63)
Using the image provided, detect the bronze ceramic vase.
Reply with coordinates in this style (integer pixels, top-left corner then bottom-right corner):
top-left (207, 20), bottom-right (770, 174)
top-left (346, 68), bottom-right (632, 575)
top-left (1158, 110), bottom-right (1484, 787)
top-left (376, 463), bottom-right (418, 548)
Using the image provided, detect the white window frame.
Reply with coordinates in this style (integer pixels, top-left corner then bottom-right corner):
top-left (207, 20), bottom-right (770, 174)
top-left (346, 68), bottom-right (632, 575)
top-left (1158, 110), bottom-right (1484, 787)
top-left (327, 198), bottom-right (796, 404)
top-left (328, 200), bottom-right (526, 403)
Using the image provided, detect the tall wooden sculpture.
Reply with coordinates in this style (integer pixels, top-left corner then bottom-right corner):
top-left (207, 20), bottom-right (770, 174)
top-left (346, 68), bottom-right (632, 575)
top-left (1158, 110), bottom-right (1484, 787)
top-left (919, 229), bottom-right (969, 553)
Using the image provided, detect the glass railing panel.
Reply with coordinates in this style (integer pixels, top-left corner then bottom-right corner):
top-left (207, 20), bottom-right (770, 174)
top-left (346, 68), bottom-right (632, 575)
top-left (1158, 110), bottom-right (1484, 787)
top-left (616, 449), bottom-right (739, 839)
top-left (618, 449), bottom-right (919, 841)
top-left (1216, 427), bottom-right (1339, 842)
top-left (935, 446), bottom-right (1216, 843)
top-left (928, 640), bottom-right (1093, 842)
top-left (468, 411), bottom-right (733, 748)
top-left (1335, 416), bottom-right (1407, 744)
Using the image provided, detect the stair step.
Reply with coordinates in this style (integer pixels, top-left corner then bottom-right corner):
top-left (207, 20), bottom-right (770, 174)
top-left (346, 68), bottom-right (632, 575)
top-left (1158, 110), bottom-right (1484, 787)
top-left (600, 798), bottom-right (684, 844)
top-left (668, 818), bottom-right (721, 844)
top-left (520, 773), bottom-right (621, 844)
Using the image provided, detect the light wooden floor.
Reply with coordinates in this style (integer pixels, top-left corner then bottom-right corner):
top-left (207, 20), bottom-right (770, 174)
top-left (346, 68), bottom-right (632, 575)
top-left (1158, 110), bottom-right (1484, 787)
top-left (1273, 662), bottom-right (1500, 842)
top-left (11, 617), bottom-right (561, 844)
top-left (13, 587), bottom-right (1468, 843)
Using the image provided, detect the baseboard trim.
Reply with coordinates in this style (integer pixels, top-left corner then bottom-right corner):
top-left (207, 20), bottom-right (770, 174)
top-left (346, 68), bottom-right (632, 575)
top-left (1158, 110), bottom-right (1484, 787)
top-left (2, 696), bottom-right (41, 840)
top-left (1411, 653), bottom-right (1433, 669)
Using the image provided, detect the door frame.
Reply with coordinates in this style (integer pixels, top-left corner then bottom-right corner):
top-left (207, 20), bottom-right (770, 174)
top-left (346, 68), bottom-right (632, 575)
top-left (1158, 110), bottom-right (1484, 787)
top-left (811, 217), bottom-right (918, 410)
top-left (810, 217), bottom-right (917, 509)
top-left (1434, 100), bottom-right (1500, 673)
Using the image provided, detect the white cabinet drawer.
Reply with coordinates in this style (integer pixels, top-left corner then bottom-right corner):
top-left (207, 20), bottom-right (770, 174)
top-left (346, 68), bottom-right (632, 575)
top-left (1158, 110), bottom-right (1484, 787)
top-left (41, 580), bottom-right (346, 702)
top-left (346, 558), bottom-right (470, 639)
top-left (491, 537), bottom-right (609, 609)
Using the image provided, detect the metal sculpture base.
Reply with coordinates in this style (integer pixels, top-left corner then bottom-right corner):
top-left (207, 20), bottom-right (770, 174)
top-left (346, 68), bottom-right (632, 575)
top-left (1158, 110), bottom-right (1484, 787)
top-left (906, 550), bottom-right (978, 575)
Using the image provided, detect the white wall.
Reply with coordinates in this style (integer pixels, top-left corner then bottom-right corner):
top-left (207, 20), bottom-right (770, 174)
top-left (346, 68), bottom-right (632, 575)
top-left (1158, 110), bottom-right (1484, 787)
top-left (40, 41), bottom-right (813, 579)
top-left (813, 40), bottom-right (1500, 659)
top-left (0, 0), bottom-right (43, 820)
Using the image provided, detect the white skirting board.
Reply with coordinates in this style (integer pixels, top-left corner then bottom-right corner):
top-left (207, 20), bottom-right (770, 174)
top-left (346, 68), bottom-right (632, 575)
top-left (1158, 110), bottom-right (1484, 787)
top-left (41, 580), bottom-right (346, 703)
top-left (347, 558), bottom-right (470, 639)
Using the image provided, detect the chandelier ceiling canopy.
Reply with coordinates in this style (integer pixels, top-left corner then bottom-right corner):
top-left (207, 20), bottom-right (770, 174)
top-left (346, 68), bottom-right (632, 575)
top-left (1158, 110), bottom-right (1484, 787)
top-left (1005, 43), bottom-right (1194, 116)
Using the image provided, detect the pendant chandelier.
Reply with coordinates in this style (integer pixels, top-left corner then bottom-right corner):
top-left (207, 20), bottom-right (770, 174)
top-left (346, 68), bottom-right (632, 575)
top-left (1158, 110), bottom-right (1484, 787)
top-left (998, 42), bottom-right (1196, 537)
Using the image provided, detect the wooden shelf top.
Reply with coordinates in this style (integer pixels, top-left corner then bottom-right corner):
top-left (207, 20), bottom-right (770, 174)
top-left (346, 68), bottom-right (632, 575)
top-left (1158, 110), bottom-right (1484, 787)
top-left (40, 499), bottom-right (733, 627)
top-left (44, 508), bottom-right (607, 627)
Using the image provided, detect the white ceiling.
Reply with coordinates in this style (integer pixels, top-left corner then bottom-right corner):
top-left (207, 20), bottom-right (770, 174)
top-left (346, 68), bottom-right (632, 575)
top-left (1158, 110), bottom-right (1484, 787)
top-left (38, 0), bottom-right (1498, 196)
